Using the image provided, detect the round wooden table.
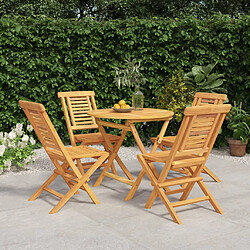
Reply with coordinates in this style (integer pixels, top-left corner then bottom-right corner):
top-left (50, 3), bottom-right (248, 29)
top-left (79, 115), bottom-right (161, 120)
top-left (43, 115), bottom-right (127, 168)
top-left (88, 108), bottom-right (174, 199)
top-left (88, 108), bottom-right (174, 121)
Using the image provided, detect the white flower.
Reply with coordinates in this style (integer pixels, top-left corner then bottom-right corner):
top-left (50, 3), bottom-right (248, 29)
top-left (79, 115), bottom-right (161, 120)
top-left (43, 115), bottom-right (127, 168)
top-left (24, 155), bottom-right (32, 164)
top-left (8, 131), bottom-right (16, 140)
top-left (14, 123), bottom-right (24, 136)
top-left (15, 128), bottom-right (23, 137)
top-left (4, 160), bottom-right (11, 168)
top-left (29, 137), bottom-right (36, 145)
top-left (0, 132), bottom-right (3, 141)
top-left (22, 135), bottom-right (29, 142)
top-left (0, 145), bottom-right (6, 157)
top-left (27, 124), bottom-right (33, 132)
top-left (2, 137), bottom-right (8, 146)
top-left (16, 123), bottom-right (23, 131)
top-left (8, 141), bottom-right (16, 148)
top-left (20, 141), bottom-right (27, 148)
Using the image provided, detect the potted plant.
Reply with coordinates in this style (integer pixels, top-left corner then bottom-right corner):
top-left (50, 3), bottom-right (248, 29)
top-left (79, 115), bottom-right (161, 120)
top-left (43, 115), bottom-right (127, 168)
top-left (226, 102), bottom-right (250, 156)
top-left (114, 57), bottom-right (147, 109)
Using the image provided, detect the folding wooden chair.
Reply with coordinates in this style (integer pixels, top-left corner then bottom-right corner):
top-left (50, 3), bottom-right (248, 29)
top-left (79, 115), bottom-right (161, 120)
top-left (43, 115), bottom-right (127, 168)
top-left (19, 100), bottom-right (109, 214)
top-left (138, 104), bottom-right (231, 224)
top-left (151, 92), bottom-right (227, 182)
top-left (58, 91), bottom-right (120, 174)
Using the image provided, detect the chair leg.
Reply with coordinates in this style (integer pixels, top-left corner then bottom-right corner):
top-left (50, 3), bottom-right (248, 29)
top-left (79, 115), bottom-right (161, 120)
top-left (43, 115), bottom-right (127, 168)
top-left (202, 166), bottom-right (221, 182)
top-left (197, 180), bottom-right (223, 214)
top-left (55, 161), bottom-right (80, 195)
top-left (81, 182), bottom-right (100, 204)
top-left (49, 178), bottom-right (98, 214)
top-left (28, 173), bottom-right (58, 201)
top-left (145, 188), bottom-right (158, 209)
top-left (157, 188), bottom-right (182, 224)
top-left (49, 183), bottom-right (80, 214)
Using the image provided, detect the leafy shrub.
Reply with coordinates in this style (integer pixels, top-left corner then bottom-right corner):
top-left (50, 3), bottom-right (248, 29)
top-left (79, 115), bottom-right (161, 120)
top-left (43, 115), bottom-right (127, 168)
top-left (0, 123), bottom-right (38, 172)
top-left (0, 15), bottom-right (249, 146)
top-left (226, 103), bottom-right (250, 143)
top-left (156, 69), bottom-right (195, 122)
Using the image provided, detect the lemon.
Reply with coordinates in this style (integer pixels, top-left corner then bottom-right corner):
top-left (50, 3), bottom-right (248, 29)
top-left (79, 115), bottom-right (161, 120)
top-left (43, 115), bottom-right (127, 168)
top-left (118, 100), bottom-right (126, 106)
top-left (120, 105), bottom-right (127, 109)
top-left (113, 104), bottom-right (120, 109)
top-left (125, 104), bottom-right (130, 109)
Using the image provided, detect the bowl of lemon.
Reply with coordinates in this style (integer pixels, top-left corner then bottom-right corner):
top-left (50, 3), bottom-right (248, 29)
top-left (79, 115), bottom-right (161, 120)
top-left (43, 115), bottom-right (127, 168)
top-left (112, 100), bottom-right (134, 113)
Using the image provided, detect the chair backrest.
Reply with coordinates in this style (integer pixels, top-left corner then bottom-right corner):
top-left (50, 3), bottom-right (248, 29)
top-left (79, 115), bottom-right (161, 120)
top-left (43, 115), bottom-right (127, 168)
top-left (19, 100), bottom-right (82, 178)
top-left (192, 92), bottom-right (227, 106)
top-left (58, 91), bottom-right (98, 145)
top-left (159, 104), bottom-right (231, 181)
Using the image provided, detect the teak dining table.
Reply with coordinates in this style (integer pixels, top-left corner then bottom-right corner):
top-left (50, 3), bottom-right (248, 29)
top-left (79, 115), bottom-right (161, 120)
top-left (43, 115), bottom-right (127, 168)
top-left (88, 108), bottom-right (174, 199)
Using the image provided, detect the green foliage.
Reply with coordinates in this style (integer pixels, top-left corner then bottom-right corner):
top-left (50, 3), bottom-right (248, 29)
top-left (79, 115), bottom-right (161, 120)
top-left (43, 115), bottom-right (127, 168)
top-left (1, 1), bottom-right (248, 20)
top-left (0, 15), bottom-right (249, 147)
top-left (0, 0), bottom-right (77, 18)
top-left (183, 63), bottom-right (227, 93)
top-left (226, 103), bottom-right (250, 143)
top-left (156, 69), bottom-right (195, 122)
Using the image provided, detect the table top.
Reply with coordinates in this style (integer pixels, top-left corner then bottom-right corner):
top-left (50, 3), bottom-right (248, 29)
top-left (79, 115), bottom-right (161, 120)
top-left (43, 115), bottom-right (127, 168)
top-left (88, 108), bottom-right (174, 121)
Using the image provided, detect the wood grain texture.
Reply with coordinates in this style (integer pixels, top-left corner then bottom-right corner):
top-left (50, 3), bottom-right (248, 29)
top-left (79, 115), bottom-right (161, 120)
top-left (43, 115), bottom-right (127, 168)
top-left (58, 91), bottom-right (120, 175)
top-left (138, 104), bottom-right (231, 224)
top-left (19, 100), bottom-right (109, 214)
top-left (89, 108), bottom-right (174, 191)
top-left (150, 92), bottom-right (228, 182)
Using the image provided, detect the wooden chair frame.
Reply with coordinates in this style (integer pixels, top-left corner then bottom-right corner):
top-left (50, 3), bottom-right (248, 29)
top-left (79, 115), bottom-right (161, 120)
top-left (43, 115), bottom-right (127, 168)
top-left (139, 104), bottom-right (231, 224)
top-left (58, 91), bottom-right (121, 174)
top-left (19, 100), bottom-right (109, 214)
top-left (151, 92), bottom-right (227, 182)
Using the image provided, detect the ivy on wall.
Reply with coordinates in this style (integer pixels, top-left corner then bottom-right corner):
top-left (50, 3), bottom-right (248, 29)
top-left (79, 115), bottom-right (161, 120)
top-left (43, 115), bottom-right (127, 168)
top-left (0, 15), bottom-right (249, 146)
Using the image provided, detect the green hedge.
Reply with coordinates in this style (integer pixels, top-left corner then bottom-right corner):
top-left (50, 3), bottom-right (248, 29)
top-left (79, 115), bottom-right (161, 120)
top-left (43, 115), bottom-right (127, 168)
top-left (0, 15), bottom-right (249, 146)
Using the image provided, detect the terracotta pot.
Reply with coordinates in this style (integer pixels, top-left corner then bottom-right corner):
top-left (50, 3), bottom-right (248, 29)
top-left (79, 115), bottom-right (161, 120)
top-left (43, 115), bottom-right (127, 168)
top-left (227, 138), bottom-right (248, 157)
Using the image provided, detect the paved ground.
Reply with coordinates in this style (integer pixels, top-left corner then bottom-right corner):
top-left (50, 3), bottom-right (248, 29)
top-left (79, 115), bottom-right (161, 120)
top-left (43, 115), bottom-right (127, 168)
top-left (0, 155), bottom-right (250, 249)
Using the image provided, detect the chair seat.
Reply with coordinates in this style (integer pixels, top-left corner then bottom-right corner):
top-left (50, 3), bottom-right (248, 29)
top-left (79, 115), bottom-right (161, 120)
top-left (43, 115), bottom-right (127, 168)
top-left (66, 145), bottom-right (107, 159)
top-left (151, 136), bottom-right (176, 147)
top-left (74, 132), bottom-right (120, 145)
top-left (142, 151), bottom-right (205, 165)
top-left (142, 151), bottom-right (170, 162)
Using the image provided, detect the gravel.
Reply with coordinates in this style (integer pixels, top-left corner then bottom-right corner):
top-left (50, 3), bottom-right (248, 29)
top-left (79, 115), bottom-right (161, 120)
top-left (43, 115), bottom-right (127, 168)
top-left (1, 145), bottom-right (249, 177)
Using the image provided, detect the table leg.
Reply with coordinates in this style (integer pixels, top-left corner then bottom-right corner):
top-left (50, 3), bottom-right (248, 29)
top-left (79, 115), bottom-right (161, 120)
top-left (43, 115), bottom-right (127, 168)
top-left (125, 120), bottom-right (170, 200)
top-left (93, 120), bottom-right (134, 187)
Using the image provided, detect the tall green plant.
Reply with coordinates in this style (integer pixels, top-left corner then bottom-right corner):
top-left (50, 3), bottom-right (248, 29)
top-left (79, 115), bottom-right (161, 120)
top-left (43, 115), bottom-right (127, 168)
top-left (156, 69), bottom-right (195, 122)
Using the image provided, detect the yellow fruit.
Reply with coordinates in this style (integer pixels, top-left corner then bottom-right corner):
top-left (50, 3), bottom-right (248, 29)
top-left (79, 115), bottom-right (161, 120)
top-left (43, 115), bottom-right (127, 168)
top-left (118, 100), bottom-right (126, 106)
top-left (125, 104), bottom-right (130, 109)
top-left (113, 104), bottom-right (120, 109)
top-left (120, 105), bottom-right (127, 109)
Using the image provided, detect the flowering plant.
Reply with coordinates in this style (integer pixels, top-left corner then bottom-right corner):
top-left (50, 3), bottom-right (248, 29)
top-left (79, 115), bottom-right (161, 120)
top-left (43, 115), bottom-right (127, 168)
top-left (0, 123), bottom-right (38, 173)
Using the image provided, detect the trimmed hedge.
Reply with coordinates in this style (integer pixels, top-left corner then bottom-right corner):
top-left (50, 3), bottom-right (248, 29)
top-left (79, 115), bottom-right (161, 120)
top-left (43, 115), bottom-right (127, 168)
top-left (0, 15), bottom-right (249, 146)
